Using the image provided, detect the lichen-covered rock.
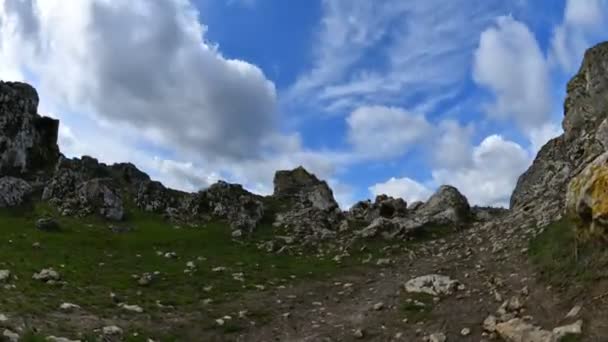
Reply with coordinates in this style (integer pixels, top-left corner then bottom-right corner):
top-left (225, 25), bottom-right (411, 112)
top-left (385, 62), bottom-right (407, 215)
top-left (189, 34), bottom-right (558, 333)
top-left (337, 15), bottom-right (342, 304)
top-left (48, 177), bottom-right (124, 221)
top-left (512, 42), bottom-right (608, 225)
top-left (0, 82), bottom-right (60, 177)
top-left (0, 177), bottom-right (32, 207)
top-left (566, 152), bottom-right (608, 241)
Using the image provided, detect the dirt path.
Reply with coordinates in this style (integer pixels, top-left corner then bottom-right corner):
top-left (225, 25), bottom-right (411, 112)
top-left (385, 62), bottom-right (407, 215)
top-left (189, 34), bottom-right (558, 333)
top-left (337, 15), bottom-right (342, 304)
top-left (221, 217), bottom-right (608, 341)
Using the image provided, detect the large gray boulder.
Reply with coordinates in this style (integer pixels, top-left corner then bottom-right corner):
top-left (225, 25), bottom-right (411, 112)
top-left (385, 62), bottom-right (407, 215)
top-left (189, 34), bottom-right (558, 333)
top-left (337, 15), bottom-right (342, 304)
top-left (0, 82), bottom-right (59, 177)
top-left (511, 42), bottom-right (608, 225)
top-left (273, 166), bottom-right (338, 211)
top-left (0, 176), bottom-right (32, 207)
top-left (417, 185), bottom-right (471, 225)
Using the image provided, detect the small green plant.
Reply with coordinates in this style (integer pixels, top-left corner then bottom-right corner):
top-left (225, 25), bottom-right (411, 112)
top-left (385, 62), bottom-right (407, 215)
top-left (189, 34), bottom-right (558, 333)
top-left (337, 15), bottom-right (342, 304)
top-left (529, 217), bottom-right (608, 286)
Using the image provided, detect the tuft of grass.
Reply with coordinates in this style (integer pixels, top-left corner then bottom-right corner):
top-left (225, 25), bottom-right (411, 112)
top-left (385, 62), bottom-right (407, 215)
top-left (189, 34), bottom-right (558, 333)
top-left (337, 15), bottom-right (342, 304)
top-left (529, 217), bottom-right (608, 286)
top-left (399, 292), bottom-right (435, 323)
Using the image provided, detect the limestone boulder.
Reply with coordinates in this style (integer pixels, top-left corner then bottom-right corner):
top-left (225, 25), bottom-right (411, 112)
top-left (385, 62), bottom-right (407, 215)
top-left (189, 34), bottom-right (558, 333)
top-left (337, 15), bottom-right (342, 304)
top-left (0, 177), bottom-right (32, 207)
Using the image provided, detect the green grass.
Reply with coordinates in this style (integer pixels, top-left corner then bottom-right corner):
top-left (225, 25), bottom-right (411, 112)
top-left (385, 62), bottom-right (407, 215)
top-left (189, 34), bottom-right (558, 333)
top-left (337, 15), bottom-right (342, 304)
top-left (399, 292), bottom-right (435, 323)
top-left (529, 217), bottom-right (608, 286)
top-left (0, 204), bottom-right (368, 339)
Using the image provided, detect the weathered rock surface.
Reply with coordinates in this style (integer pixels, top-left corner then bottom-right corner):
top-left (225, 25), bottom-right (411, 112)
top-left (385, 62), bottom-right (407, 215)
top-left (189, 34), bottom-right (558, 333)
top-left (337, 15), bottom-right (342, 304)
top-left (347, 195), bottom-right (407, 222)
top-left (404, 274), bottom-right (460, 296)
top-left (566, 151), bottom-right (608, 241)
top-left (355, 185), bottom-right (472, 240)
top-left (273, 166), bottom-right (338, 211)
top-left (0, 176), bottom-right (32, 207)
top-left (511, 42), bottom-right (608, 226)
top-left (269, 167), bottom-right (343, 248)
top-left (0, 82), bottom-right (60, 177)
top-left (186, 181), bottom-right (264, 232)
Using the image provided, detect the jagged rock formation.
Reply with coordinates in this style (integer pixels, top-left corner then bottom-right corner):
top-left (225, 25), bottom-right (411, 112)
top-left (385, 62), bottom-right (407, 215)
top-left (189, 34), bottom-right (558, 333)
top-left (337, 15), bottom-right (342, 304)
top-left (269, 167), bottom-right (344, 249)
top-left (273, 166), bottom-right (339, 211)
top-left (185, 181), bottom-right (264, 233)
top-left (0, 82), bottom-right (59, 177)
top-left (511, 42), bottom-right (608, 226)
top-left (354, 185), bottom-right (472, 240)
top-left (347, 195), bottom-right (408, 222)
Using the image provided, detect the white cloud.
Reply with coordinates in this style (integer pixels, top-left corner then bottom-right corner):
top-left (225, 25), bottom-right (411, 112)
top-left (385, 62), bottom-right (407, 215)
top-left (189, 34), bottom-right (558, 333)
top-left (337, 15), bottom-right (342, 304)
top-left (550, 0), bottom-right (608, 73)
top-left (346, 106), bottom-right (431, 159)
top-left (432, 134), bottom-right (531, 207)
top-left (528, 122), bottom-right (563, 154)
top-left (0, 0), bottom-right (277, 161)
top-left (289, 1), bottom-right (521, 115)
top-left (369, 177), bottom-right (432, 203)
top-left (473, 16), bottom-right (552, 131)
top-left (432, 120), bottom-right (474, 169)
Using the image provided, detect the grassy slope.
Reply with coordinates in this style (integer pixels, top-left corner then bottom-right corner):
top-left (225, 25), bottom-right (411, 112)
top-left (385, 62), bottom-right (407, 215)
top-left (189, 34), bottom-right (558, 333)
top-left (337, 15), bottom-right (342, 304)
top-left (0, 204), bottom-right (369, 340)
top-left (529, 217), bottom-right (608, 286)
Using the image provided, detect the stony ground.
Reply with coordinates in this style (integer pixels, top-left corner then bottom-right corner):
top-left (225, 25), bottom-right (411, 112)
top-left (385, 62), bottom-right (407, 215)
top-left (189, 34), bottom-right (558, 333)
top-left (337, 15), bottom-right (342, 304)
top-left (0, 206), bottom-right (606, 341)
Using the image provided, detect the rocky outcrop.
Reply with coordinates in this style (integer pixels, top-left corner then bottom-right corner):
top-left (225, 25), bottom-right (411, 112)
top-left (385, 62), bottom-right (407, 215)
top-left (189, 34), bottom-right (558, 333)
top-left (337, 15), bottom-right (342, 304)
top-left (185, 181), bottom-right (264, 233)
top-left (269, 167), bottom-right (343, 247)
top-left (355, 185), bottom-right (472, 240)
top-left (0, 176), bottom-right (32, 208)
top-left (511, 42), bottom-right (608, 225)
top-left (0, 82), bottom-right (59, 177)
top-left (273, 166), bottom-right (338, 211)
top-left (347, 195), bottom-right (407, 222)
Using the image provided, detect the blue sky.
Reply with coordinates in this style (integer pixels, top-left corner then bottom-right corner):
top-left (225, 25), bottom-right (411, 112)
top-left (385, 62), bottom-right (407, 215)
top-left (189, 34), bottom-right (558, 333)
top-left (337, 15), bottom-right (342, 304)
top-left (1, 0), bottom-right (607, 208)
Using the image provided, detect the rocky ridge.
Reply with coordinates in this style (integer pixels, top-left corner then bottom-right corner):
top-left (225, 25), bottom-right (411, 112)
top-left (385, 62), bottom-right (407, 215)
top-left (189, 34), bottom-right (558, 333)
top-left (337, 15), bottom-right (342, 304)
top-left (1, 41), bottom-right (608, 341)
top-left (0, 84), bottom-right (482, 247)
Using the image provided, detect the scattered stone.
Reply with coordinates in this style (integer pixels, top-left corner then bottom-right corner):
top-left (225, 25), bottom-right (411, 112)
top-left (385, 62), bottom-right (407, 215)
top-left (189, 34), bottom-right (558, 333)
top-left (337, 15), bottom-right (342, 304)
top-left (404, 274), bottom-right (460, 296)
top-left (2, 329), bottom-right (19, 342)
top-left (102, 326), bottom-right (123, 338)
top-left (483, 315), bottom-right (498, 332)
top-left (373, 302), bottom-right (384, 311)
top-left (565, 305), bottom-right (582, 318)
top-left (495, 318), bottom-right (555, 342)
top-left (353, 329), bottom-right (364, 339)
top-left (119, 303), bottom-right (144, 313)
top-left (46, 337), bottom-right (81, 342)
top-left (33, 268), bottom-right (60, 282)
top-left (0, 270), bottom-right (10, 282)
top-left (553, 320), bottom-right (583, 339)
top-left (460, 327), bottom-right (471, 336)
top-left (137, 273), bottom-right (155, 286)
top-left (36, 218), bottom-right (60, 232)
top-left (59, 303), bottom-right (80, 312)
top-left (427, 332), bottom-right (447, 342)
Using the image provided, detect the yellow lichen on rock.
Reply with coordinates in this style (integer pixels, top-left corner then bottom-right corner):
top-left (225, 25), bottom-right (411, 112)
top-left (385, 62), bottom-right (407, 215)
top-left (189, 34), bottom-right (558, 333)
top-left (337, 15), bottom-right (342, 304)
top-left (566, 152), bottom-right (608, 242)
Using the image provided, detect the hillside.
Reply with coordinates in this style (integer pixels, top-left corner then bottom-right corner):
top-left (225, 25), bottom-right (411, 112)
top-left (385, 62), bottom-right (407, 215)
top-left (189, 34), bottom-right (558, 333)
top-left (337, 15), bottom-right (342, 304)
top-left (1, 42), bottom-right (608, 341)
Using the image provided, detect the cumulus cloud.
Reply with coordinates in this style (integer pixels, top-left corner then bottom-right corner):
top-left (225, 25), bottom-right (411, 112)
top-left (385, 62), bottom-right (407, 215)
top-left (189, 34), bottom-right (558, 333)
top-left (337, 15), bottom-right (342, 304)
top-left (432, 120), bottom-right (474, 169)
top-left (432, 134), bottom-right (531, 207)
top-left (473, 16), bottom-right (552, 132)
top-left (0, 0), bottom-right (277, 161)
top-left (369, 177), bottom-right (432, 203)
top-left (346, 106), bottom-right (431, 159)
top-left (550, 0), bottom-right (608, 73)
